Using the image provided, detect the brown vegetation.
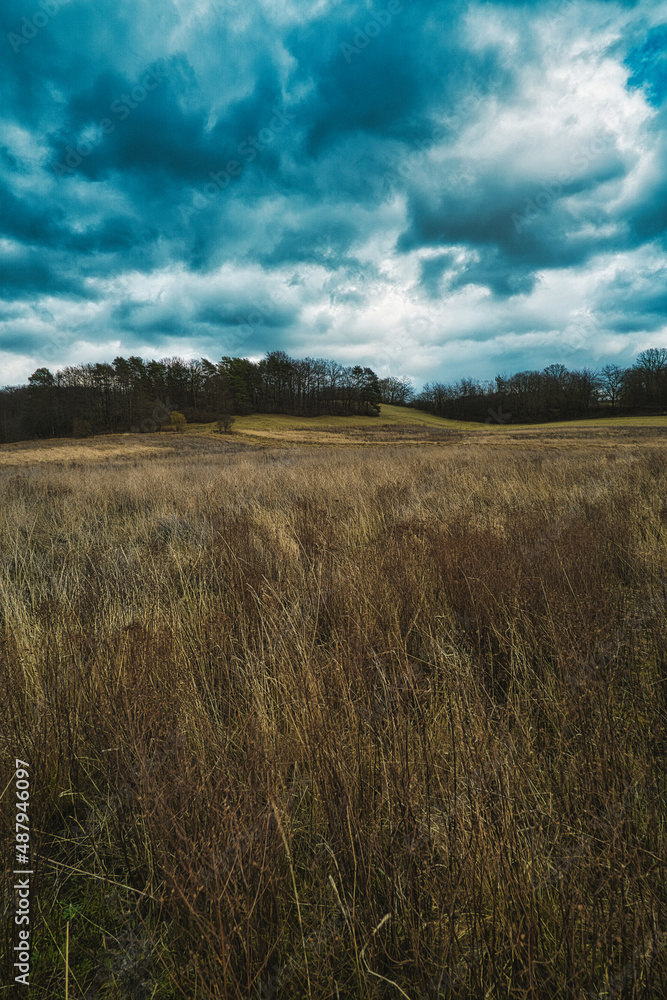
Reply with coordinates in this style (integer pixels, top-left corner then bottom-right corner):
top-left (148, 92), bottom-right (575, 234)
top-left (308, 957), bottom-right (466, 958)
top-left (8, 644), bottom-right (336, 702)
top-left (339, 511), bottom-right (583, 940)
top-left (1, 427), bottom-right (666, 998)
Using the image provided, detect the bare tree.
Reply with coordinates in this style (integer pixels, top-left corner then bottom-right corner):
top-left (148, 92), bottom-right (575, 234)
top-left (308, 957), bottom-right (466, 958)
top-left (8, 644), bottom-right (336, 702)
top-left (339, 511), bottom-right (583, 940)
top-left (597, 364), bottom-right (626, 413)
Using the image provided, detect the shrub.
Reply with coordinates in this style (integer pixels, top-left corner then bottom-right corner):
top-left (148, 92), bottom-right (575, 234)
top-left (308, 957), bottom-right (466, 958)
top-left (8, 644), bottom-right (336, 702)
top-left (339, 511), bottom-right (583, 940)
top-left (169, 411), bottom-right (187, 432)
top-left (216, 414), bottom-right (235, 434)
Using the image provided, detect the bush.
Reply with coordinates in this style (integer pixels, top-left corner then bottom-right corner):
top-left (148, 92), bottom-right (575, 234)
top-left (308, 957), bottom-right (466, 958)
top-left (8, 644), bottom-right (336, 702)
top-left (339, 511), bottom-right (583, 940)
top-left (169, 411), bottom-right (187, 433)
top-left (216, 414), bottom-right (235, 434)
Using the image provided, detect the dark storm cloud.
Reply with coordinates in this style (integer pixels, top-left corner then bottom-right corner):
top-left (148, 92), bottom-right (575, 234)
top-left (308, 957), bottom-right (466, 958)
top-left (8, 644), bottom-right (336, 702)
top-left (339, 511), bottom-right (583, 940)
top-left (195, 298), bottom-right (294, 331)
top-left (594, 264), bottom-right (667, 333)
top-left (0, 328), bottom-right (50, 353)
top-left (397, 127), bottom-right (630, 295)
top-left (1, 0), bottom-right (666, 385)
top-left (0, 242), bottom-right (93, 299)
top-left (108, 299), bottom-right (189, 339)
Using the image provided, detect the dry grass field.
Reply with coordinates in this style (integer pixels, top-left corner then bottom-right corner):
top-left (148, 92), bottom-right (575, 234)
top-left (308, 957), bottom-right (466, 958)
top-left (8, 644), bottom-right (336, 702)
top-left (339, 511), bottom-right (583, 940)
top-left (1, 418), bottom-right (667, 998)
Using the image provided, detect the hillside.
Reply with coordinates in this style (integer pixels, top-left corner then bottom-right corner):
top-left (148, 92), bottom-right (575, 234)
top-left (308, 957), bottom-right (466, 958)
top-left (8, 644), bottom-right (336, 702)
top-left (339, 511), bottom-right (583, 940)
top-left (186, 405), bottom-right (667, 444)
top-left (1, 407), bottom-right (666, 466)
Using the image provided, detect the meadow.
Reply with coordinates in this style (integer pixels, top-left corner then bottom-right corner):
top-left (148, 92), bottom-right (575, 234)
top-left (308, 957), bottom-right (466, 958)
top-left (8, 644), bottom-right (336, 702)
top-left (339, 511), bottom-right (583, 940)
top-left (1, 415), bottom-right (666, 998)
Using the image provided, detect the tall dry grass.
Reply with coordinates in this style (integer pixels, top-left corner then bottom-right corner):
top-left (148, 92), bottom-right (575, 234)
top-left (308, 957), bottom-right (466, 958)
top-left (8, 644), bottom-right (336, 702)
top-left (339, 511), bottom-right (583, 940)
top-left (1, 434), bottom-right (666, 998)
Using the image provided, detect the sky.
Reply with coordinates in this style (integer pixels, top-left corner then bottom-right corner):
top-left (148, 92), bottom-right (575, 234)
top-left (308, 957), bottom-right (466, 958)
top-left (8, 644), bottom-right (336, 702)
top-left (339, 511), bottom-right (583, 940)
top-left (1, 0), bottom-right (666, 390)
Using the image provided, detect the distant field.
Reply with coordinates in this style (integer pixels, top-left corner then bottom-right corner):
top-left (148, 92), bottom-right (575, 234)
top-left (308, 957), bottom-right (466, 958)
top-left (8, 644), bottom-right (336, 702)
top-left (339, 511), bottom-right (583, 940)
top-left (191, 403), bottom-right (667, 432)
top-left (2, 406), bottom-right (666, 465)
top-left (191, 405), bottom-right (667, 444)
top-left (230, 402), bottom-right (487, 428)
top-left (0, 431), bottom-right (249, 467)
top-left (186, 403), bottom-right (487, 444)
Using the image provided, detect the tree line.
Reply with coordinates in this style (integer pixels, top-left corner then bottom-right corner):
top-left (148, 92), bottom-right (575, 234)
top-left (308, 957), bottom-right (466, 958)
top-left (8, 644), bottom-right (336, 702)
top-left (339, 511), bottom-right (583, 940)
top-left (1, 347), bottom-right (665, 443)
top-left (0, 352), bottom-right (391, 442)
top-left (414, 350), bottom-right (667, 423)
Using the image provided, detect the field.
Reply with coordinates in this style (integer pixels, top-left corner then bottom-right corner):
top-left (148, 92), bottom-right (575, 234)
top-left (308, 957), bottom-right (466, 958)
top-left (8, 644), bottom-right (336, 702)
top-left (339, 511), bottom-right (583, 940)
top-left (1, 415), bottom-right (667, 998)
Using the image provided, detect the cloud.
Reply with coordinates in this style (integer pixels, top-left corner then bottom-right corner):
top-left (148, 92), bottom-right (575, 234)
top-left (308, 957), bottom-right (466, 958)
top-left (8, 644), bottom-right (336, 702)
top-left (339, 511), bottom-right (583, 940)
top-left (1, 0), bottom-right (667, 387)
top-left (625, 23), bottom-right (667, 106)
